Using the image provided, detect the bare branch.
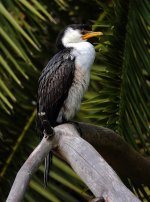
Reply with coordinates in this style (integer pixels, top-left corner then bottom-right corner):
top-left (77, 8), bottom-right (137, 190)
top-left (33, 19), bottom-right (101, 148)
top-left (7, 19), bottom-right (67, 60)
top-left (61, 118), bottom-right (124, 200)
top-left (76, 122), bottom-right (150, 185)
top-left (6, 124), bottom-right (140, 202)
top-left (6, 133), bottom-right (59, 202)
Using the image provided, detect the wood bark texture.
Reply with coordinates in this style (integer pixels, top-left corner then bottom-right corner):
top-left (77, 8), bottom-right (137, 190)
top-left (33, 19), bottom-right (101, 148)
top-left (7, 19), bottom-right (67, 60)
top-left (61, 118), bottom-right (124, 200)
top-left (6, 123), bottom-right (141, 202)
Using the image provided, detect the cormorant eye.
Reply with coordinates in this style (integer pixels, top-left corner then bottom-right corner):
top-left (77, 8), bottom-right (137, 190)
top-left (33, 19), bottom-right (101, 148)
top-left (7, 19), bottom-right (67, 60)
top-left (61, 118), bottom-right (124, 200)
top-left (81, 30), bottom-right (87, 35)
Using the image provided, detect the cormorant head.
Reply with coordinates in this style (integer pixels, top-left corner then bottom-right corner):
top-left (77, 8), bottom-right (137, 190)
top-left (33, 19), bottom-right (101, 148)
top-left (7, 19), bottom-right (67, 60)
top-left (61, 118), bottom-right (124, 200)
top-left (56, 24), bottom-right (103, 50)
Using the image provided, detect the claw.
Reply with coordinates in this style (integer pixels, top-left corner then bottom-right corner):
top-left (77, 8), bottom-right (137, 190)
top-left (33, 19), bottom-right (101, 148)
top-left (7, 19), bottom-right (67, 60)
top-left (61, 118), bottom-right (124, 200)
top-left (38, 112), bottom-right (54, 137)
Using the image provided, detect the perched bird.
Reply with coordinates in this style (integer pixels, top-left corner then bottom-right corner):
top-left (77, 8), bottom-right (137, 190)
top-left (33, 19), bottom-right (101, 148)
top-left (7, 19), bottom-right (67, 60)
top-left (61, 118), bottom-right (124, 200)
top-left (37, 24), bottom-right (102, 185)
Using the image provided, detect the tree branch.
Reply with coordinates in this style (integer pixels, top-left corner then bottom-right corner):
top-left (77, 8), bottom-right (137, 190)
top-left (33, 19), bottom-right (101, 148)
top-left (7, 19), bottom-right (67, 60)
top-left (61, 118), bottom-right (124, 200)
top-left (76, 122), bottom-right (150, 185)
top-left (7, 124), bottom-right (140, 202)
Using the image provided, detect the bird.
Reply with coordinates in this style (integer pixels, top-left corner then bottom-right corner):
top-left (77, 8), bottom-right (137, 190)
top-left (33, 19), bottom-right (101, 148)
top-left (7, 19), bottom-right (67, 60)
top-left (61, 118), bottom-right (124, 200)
top-left (37, 24), bottom-right (103, 185)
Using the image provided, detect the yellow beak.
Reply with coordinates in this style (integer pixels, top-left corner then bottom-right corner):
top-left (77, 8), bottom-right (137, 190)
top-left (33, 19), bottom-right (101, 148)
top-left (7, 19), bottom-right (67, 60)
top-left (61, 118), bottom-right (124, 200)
top-left (82, 31), bottom-right (103, 40)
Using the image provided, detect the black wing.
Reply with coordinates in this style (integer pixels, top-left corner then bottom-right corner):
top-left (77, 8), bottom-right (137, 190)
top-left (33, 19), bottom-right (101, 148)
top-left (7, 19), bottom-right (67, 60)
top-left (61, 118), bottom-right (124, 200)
top-left (37, 48), bottom-right (75, 132)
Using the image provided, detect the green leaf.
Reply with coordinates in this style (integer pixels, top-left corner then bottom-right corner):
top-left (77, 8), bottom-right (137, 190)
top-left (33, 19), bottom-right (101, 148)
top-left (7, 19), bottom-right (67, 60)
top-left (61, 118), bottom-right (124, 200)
top-left (0, 92), bottom-right (13, 110)
top-left (0, 79), bottom-right (16, 102)
top-left (29, 180), bottom-right (61, 202)
top-left (0, 55), bottom-right (22, 86)
top-left (31, 0), bottom-right (56, 23)
top-left (18, 0), bottom-right (46, 21)
top-left (0, 42), bottom-right (29, 79)
top-left (0, 27), bottom-right (27, 60)
top-left (0, 3), bottom-right (40, 50)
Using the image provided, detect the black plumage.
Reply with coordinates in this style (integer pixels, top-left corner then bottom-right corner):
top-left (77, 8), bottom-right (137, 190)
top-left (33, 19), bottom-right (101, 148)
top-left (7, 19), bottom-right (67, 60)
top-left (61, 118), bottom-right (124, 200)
top-left (37, 23), bottom-right (101, 185)
top-left (37, 48), bottom-right (75, 134)
top-left (37, 24), bottom-right (92, 132)
top-left (37, 48), bottom-right (75, 185)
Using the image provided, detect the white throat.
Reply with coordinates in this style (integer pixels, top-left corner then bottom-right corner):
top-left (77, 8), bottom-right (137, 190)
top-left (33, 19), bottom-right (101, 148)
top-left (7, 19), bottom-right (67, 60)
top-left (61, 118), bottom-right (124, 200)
top-left (62, 27), bottom-right (96, 69)
top-left (57, 26), bottom-right (96, 123)
top-left (56, 40), bottom-right (95, 123)
top-left (70, 42), bottom-right (95, 72)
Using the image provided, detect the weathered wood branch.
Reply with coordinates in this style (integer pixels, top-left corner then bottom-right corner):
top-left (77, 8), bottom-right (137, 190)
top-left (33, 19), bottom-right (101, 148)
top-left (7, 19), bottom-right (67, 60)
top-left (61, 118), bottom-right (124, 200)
top-left (7, 123), bottom-right (140, 202)
top-left (76, 122), bottom-right (150, 185)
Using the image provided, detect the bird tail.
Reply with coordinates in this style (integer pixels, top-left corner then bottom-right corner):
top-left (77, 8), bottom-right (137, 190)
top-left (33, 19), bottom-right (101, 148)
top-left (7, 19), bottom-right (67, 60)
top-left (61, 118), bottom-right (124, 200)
top-left (44, 151), bottom-right (53, 186)
top-left (37, 111), bottom-right (54, 186)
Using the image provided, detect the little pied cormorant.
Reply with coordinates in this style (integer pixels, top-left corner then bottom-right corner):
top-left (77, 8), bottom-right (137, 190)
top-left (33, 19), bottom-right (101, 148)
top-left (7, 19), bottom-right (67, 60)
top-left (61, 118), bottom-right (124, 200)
top-left (37, 24), bottom-right (102, 185)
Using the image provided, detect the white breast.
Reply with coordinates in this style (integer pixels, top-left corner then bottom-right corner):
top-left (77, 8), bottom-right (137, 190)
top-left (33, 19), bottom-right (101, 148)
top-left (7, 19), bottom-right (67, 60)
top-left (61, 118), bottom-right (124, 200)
top-left (71, 42), bottom-right (95, 71)
top-left (56, 42), bottom-right (95, 123)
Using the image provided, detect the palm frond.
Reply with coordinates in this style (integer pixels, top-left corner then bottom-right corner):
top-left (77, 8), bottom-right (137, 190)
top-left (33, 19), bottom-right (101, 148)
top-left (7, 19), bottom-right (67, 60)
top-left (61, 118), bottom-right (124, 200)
top-left (79, 0), bottom-right (150, 200)
top-left (0, 1), bottom-right (104, 201)
top-left (0, 0), bottom-right (54, 112)
top-left (1, 0), bottom-right (149, 201)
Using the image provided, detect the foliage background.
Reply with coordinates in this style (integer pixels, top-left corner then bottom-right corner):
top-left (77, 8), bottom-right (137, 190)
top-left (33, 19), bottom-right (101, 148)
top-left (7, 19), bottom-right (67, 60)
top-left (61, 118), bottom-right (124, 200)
top-left (0, 0), bottom-right (149, 201)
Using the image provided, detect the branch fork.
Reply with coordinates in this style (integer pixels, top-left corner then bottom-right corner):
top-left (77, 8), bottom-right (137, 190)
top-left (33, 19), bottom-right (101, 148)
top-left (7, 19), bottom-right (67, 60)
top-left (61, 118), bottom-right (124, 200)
top-left (6, 123), bottom-right (141, 202)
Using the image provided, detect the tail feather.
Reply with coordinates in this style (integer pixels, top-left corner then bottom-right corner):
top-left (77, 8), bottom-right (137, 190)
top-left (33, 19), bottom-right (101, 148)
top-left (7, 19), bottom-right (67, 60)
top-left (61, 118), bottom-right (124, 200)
top-left (44, 151), bottom-right (53, 186)
top-left (37, 112), bottom-right (54, 186)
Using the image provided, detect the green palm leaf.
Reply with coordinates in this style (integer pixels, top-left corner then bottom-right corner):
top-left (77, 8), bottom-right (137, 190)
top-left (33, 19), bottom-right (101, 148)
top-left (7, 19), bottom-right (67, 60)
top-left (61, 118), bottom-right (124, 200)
top-left (80, 0), bottom-right (150, 200)
top-left (0, 0), bottom-right (149, 201)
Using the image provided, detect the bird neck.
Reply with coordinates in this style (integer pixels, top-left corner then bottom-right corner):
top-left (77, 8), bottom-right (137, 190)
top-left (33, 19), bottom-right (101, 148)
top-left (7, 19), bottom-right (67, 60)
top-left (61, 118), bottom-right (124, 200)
top-left (70, 42), bottom-right (96, 71)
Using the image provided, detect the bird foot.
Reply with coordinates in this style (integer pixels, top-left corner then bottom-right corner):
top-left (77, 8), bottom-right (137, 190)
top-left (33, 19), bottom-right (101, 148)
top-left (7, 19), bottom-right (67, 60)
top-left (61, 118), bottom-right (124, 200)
top-left (38, 112), bottom-right (54, 138)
